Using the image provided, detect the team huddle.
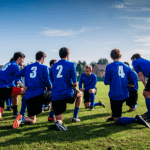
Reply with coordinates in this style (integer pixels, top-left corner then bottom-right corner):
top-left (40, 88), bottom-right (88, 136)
top-left (0, 47), bottom-right (150, 131)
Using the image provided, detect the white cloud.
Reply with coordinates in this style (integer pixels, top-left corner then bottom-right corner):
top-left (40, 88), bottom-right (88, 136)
top-left (133, 49), bottom-right (150, 54)
top-left (131, 25), bottom-right (150, 30)
top-left (135, 35), bottom-right (150, 47)
top-left (49, 50), bottom-right (59, 53)
top-left (113, 4), bottom-right (126, 9)
top-left (41, 27), bottom-right (87, 37)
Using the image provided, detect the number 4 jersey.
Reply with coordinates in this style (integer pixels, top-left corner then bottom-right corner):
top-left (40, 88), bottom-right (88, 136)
top-left (0, 60), bottom-right (20, 88)
top-left (104, 61), bottom-right (136, 100)
top-left (50, 59), bottom-right (77, 101)
top-left (14, 62), bottom-right (52, 100)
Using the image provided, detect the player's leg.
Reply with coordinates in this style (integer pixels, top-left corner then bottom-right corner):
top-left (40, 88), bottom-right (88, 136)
top-left (83, 91), bottom-right (90, 108)
top-left (89, 89), bottom-right (96, 110)
top-left (5, 98), bottom-right (12, 111)
top-left (48, 102), bottom-right (56, 122)
top-left (0, 100), bottom-right (4, 120)
top-left (12, 95), bottom-right (19, 118)
top-left (73, 89), bottom-right (82, 122)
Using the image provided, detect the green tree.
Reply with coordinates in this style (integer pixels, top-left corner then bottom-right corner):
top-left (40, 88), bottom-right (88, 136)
top-left (97, 58), bottom-right (108, 64)
top-left (76, 60), bottom-right (87, 76)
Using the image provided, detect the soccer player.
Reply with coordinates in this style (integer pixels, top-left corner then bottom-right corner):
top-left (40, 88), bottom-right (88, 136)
top-left (104, 49), bottom-right (149, 127)
top-left (48, 59), bottom-right (57, 122)
top-left (131, 54), bottom-right (150, 121)
top-left (50, 47), bottom-right (82, 131)
top-left (124, 62), bottom-right (138, 111)
top-left (12, 51), bottom-right (52, 129)
top-left (0, 52), bottom-right (26, 120)
top-left (79, 65), bottom-right (105, 110)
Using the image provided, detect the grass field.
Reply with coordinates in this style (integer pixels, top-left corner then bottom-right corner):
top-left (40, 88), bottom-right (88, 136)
top-left (0, 82), bottom-right (150, 150)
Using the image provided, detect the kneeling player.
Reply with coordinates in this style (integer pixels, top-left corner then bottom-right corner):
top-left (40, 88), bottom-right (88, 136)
top-left (12, 51), bottom-right (52, 129)
top-left (0, 52), bottom-right (26, 120)
top-left (50, 47), bottom-right (82, 131)
top-left (104, 49), bottom-right (149, 127)
top-left (79, 65), bottom-right (105, 110)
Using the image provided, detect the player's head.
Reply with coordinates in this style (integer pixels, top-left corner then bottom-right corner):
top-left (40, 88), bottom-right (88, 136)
top-left (85, 65), bottom-right (92, 76)
top-left (124, 62), bottom-right (130, 66)
top-left (49, 59), bottom-right (57, 67)
top-left (36, 51), bottom-right (46, 64)
top-left (11, 52), bottom-right (25, 66)
top-left (131, 53), bottom-right (142, 61)
top-left (110, 49), bottom-right (122, 60)
top-left (59, 47), bottom-right (70, 61)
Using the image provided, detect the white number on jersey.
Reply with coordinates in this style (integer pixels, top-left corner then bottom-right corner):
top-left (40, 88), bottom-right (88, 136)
top-left (30, 66), bottom-right (37, 78)
top-left (1, 63), bottom-right (11, 71)
top-left (118, 66), bottom-right (125, 78)
top-left (56, 65), bottom-right (63, 78)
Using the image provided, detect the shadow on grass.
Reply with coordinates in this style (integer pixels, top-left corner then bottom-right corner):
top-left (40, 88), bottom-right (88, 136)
top-left (0, 117), bottom-right (145, 148)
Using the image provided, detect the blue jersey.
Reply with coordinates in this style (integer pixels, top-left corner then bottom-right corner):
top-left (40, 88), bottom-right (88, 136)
top-left (132, 58), bottom-right (150, 78)
top-left (104, 61), bottom-right (136, 100)
top-left (79, 73), bottom-right (97, 91)
top-left (14, 62), bottom-right (51, 100)
top-left (0, 61), bottom-right (20, 88)
top-left (50, 59), bottom-right (77, 101)
top-left (128, 70), bottom-right (138, 92)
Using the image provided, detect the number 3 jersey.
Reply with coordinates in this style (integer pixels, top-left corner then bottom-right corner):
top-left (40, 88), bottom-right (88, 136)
top-left (50, 59), bottom-right (77, 101)
top-left (0, 60), bottom-right (20, 88)
top-left (14, 62), bottom-right (51, 100)
top-left (104, 61), bottom-right (136, 100)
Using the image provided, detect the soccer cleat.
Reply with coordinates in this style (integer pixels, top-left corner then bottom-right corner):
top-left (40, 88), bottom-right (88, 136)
top-left (141, 111), bottom-right (149, 117)
top-left (54, 120), bottom-right (67, 131)
top-left (72, 118), bottom-right (80, 122)
top-left (144, 116), bottom-right (150, 122)
top-left (12, 114), bottom-right (22, 129)
top-left (48, 117), bottom-right (56, 122)
top-left (90, 106), bottom-right (94, 110)
top-left (6, 106), bottom-right (12, 111)
top-left (99, 100), bottom-right (105, 108)
top-left (106, 116), bottom-right (114, 122)
top-left (44, 105), bottom-right (50, 111)
top-left (135, 115), bottom-right (150, 128)
top-left (13, 112), bottom-right (20, 118)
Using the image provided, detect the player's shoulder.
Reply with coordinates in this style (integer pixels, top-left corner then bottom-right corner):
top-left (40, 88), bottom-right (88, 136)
top-left (91, 73), bottom-right (97, 78)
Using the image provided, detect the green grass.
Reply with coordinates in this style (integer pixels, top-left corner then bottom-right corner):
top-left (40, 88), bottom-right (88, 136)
top-left (0, 82), bottom-right (150, 150)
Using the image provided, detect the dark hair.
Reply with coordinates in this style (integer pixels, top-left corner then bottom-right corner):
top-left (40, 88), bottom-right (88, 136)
top-left (110, 49), bottom-right (122, 60)
top-left (124, 62), bottom-right (129, 66)
top-left (10, 52), bottom-right (25, 62)
top-left (59, 47), bottom-right (69, 58)
top-left (49, 59), bottom-right (57, 67)
top-left (36, 51), bottom-right (46, 60)
top-left (131, 53), bottom-right (142, 60)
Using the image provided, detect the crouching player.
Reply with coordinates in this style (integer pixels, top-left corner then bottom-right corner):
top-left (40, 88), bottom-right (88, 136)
top-left (79, 65), bottom-right (105, 110)
top-left (50, 47), bottom-right (82, 131)
top-left (131, 54), bottom-right (150, 121)
top-left (12, 51), bottom-right (52, 129)
top-left (104, 49), bottom-right (149, 127)
top-left (124, 62), bottom-right (138, 112)
top-left (0, 52), bottom-right (26, 120)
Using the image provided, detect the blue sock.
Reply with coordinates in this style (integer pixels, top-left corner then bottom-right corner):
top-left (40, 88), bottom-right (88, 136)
top-left (49, 110), bottom-right (54, 118)
top-left (20, 97), bottom-right (27, 116)
top-left (42, 104), bottom-right (44, 108)
top-left (146, 98), bottom-right (150, 117)
top-left (94, 103), bottom-right (100, 107)
top-left (117, 117), bottom-right (136, 125)
top-left (73, 107), bottom-right (79, 118)
top-left (134, 103), bottom-right (137, 110)
top-left (90, 93), bottom-right (95, 108)
top-left (21, 117), bottom-right (25, 123)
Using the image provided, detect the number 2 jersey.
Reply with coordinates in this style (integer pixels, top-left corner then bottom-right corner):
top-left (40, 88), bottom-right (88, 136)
top-left (104, 61), bottom-right (136, 100)
top-left (50, 59), bottom-right (77, 101)
top-left (0, 60), bottom-right (20, 88)
top-left (14, 62), bottom-right (51, 100)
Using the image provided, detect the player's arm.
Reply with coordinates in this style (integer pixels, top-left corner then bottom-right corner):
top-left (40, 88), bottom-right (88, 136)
top-left (43, 67), bottom-right (52, 89)
top-left (84, 75), bottom-right (97, 90)
top-left (71, 63), bottom-right (78, 87)
top-left (138, 72), bottom-right (146, 87)
top-left (104, 65), bottom-right (110, 85)
top-left (13, 68), bottom-right (25, 85)
top-left (79, 74), bottom-right (84, 91)
top-left (128, 84), bottom-right (135, 87)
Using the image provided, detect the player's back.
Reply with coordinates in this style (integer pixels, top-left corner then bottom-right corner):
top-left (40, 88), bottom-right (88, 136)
top-left (132, 58), bottom-right (150, 78)
top-left (104, 61), bottom-right (135, 100)
top-left (0, 61), bottom-right (20, 88)
top-left (23, 62), bottom-right (51, 99)
top-left (50, 59), bottom-right (76, 101)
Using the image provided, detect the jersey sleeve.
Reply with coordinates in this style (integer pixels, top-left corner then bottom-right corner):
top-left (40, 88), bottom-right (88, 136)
top-left (71, 63), bottom-right (77, 83)
top-left (84, 75), bottom-right (97, 90)
top-left (128, 68), bottom-right (136, 85)
top-left (104, 65), bottom-right (111, 85)
top-left (132, 61), bottom-right (141, 74)
top-left (79, 74), bottom-right (83, 89)
top-left (43, 66), bottom-right (52, 87)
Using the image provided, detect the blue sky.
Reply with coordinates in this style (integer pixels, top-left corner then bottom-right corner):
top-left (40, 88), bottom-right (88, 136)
top-left (0, 0), bottom-right (150, 66)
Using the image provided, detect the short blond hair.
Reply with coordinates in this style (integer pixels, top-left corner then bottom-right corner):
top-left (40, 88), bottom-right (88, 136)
top-left (85, 65), bottom-right (92, 71)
